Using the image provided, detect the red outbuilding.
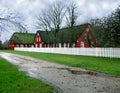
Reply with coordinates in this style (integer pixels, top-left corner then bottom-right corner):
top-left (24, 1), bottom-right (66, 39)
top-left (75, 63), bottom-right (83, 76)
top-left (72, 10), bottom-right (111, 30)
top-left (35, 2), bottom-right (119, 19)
top-left (9, 32), bottom-right (35, 50)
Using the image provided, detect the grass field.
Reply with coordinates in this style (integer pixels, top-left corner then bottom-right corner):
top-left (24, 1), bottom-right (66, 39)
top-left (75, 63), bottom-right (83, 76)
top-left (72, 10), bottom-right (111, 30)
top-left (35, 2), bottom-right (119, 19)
top-left (0, 57), bottom-right (54, 93)
top-left (1, 50), bottom-right (120, 76)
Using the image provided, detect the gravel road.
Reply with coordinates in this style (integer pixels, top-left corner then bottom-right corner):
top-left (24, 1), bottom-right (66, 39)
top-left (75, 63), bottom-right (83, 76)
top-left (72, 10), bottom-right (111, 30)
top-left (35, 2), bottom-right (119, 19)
top-left (0, 52), bottom-right (120, 93)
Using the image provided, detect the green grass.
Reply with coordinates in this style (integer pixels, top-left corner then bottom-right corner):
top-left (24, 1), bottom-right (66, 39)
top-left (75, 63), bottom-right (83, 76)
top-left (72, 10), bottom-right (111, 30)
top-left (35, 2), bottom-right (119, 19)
top-left (1, 50), bottom-right (120, 76)
top-left (0, 57), bottom-right (54, 93)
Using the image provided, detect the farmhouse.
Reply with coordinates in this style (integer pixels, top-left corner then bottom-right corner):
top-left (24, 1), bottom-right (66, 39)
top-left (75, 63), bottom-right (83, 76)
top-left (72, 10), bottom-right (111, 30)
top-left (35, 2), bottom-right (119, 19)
top-left (34, 24), bottom-right (98, 48)
top-left (9, 23), bottom-right (98, 50)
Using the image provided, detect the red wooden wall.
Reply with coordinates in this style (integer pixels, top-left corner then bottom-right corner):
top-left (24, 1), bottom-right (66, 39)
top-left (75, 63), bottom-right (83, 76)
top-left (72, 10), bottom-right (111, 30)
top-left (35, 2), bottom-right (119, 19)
top-left (9, 41), bottom-right (15, 50)
top-left (76, 25), bottom-right (97, 48)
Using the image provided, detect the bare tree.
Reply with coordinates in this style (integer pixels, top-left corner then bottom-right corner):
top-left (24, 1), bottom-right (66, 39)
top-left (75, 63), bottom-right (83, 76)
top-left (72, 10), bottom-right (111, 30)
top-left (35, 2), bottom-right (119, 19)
top-left (65, 0), bottom-right (78, 47)
top-left (66, 0), bottom-right (78, 28)
top-left (0, 10), bottom-right (27, 33)
top-left (49, 1), bottom-right (66, 46)
top-left (36, 9), bottom-right (52, 32)
top-left (36, 1), bottom-right (66, 46)
top-left (50, 1), bottom-right (65, 31)
top-left (36, 1), bottom-right (65, 32)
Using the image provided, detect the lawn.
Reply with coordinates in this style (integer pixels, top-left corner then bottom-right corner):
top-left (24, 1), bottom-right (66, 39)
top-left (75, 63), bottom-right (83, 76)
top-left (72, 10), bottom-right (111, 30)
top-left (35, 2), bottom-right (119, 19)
top-left (1, 50), bottom-right (120, 76)
top-left (0, 57), bottom-right (54, 93)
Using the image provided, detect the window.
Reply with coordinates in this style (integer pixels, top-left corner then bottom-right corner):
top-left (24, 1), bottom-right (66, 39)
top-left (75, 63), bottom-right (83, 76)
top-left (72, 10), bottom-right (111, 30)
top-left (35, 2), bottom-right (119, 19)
top-left (37, 33), bottom-right (40, 36)
top-left (72, 43), bottom-right (75, 47)
top-left (16, 44), bottom-right (19, 47)
top-left (31, 45), bottom-right (34, 47)
top-left (91, 42), bottom-right (94, 47)
top-left (80, 42), bottom-right (84, 47)
top-left (59, 43), bottom-right (61, 48)
top-left (35, 44), bottom-right (37, 47)
top-left (20, 44), bottom-right (24, 47)
top-left (36, 37), bottom-right (38, 42)
top-left (67, 43), bottom-right (69, 48)
top-left (40, 44), bottom-right (42, 48)
top-left (86, 28), bottom-right (89, 32)
top-left (39, 37), bottom-right (41, 41)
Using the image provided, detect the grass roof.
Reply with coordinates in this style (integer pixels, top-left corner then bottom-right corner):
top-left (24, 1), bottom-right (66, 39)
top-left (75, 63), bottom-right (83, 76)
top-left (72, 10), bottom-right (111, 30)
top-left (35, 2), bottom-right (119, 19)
top-left (37, 24), bottom-right (88, 43)
top-left (10, 32), bottom-right (35, 44)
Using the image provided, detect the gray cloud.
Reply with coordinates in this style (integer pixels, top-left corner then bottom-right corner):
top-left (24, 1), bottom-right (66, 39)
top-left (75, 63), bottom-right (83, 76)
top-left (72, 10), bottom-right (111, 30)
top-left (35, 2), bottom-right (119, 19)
top-left (0, 0), bottom-right (120, 42)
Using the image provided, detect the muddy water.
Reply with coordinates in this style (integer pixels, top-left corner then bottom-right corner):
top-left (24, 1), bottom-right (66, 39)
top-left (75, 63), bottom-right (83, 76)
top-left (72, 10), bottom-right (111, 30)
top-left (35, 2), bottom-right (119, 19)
top-left (0, 52), bottom-right (120, 93)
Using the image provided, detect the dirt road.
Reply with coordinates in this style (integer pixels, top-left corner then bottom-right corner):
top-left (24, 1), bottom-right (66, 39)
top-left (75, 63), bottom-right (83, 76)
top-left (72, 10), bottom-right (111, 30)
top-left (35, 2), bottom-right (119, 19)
top-left (0, 52), bottom-right (120, 93)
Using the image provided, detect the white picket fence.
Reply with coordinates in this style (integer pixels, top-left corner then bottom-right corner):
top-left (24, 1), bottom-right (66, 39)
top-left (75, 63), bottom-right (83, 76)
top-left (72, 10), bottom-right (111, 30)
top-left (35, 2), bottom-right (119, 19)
top-left (15, 48), bottom-right (120, 58)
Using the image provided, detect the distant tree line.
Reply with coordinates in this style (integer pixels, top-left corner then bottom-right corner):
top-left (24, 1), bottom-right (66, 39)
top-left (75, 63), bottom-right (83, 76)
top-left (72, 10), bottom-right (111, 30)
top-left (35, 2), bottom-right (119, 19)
top-left (90, 6), bottom-right (120, 47)
top-left (0, 40), bottom-right (8, 49)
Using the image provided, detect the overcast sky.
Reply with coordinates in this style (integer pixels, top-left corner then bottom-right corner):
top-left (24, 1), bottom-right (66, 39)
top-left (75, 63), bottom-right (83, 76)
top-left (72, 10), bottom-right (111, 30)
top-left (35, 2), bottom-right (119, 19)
top-left (0, 0), bottom-right (120, 42)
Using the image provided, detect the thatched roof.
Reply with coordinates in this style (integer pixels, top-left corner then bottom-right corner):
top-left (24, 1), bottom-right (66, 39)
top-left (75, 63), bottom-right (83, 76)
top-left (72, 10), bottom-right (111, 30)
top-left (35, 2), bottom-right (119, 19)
top-left (10, 32), bottom-right (35, 44)
top-left (37, 24), bottom-right (89, 43)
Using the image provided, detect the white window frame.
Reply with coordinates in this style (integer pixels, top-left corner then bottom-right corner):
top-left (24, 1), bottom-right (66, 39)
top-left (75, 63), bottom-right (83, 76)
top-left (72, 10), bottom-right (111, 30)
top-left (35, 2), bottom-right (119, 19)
top-left (67, 43), bottom-right (69, 48)
top-left (80, 42), bottom-right (84, 47)
top-left (40, 44), bottom-right (42, 48)
top-left (35, 44), bottom-right (37, 48)
top-left (73, 43), bottom-right (75, 48)
top-left (20, 44), bottom-right (24, 47)
top-left (86, 28), bottom-right (89, 32)
top-left (59, 43), bottom-right (61, 48)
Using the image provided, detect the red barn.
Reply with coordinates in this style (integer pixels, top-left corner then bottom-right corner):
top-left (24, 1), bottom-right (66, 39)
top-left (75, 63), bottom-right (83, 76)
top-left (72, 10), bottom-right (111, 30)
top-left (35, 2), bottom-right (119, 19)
top-left (9, 32), bottom-right (35, 50)
top-left (34, 24), bottom-right (98, 48)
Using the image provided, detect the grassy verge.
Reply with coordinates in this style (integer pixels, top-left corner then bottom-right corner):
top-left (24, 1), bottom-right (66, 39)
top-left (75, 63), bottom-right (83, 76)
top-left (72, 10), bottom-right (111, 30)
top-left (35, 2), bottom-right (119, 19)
top-left (1, 50), bottom-right (120, 76)
top-left (0, 57), bottom-right (54, 93)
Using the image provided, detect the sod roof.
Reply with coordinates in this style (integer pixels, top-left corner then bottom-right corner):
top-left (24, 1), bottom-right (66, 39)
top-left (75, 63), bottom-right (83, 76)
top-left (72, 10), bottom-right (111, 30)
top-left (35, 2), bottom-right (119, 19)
top-left (37, 24), bottom-right (88, 43)
top-left (10, 32), bottom-right (35, 44)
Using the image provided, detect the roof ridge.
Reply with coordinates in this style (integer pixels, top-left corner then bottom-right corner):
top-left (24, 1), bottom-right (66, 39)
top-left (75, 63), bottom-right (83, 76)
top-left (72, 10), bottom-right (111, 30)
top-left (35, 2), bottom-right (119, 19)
top-left (13, 32), bottom-right (35, 35)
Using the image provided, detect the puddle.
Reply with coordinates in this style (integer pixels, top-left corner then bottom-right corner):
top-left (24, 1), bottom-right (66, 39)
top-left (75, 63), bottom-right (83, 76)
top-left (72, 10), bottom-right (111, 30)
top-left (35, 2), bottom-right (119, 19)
top-left (58, 68), bottom-right (97, 76)
top-left (70, 70), bottom-right (97, 75)
top-left (43, 66), bottom-right (97, 76)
